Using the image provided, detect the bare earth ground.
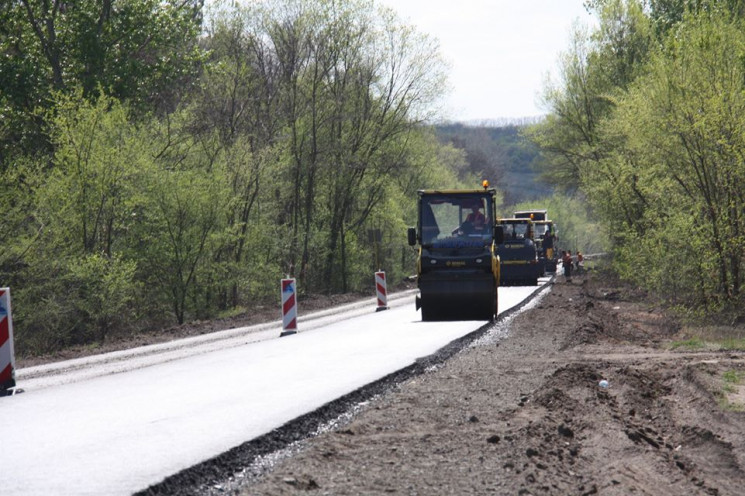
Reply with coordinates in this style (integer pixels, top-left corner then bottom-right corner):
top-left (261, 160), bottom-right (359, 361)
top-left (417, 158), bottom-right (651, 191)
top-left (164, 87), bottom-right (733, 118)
top-left (241, 269), bottom-right (745, 495)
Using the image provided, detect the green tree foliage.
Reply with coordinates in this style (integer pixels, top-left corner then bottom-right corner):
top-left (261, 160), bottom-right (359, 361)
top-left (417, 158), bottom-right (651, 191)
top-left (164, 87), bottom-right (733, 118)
top-left (528, 0), bottom-right (652, 192)
top-left (135, 140), bottom-right (229, 325)
top-left (12, 93), bottom-right (147, 351)
top-left (42, 91), bottom-right (144, 256)
top-left (435, 124), bottom-right (549, 204)
top-left (3, 0), bottom-right (462, 356)
top-left (202, 0), bottom-right (448, 294)
top-left (0, 0), bottom-right (204, 163)
top-left (532, 0), bottom-right (745, 314)
top-left (647, 0), bottom-right (745, 35)
top-left (607, 12), bottom-right (745, 306)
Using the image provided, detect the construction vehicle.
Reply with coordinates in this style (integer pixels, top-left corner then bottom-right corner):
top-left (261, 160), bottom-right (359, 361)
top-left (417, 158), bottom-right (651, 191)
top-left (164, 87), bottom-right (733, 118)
top-left (407, 181), bottom-right (503, 321)
top-left (496, 217), bottom-right (539, 286)
top-left (514, 210), bottom-right (557, 273)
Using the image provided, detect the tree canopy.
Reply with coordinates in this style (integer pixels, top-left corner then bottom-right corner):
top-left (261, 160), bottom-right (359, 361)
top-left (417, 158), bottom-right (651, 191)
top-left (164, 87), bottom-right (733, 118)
top-left (531, 0), bottom-right (745, 315)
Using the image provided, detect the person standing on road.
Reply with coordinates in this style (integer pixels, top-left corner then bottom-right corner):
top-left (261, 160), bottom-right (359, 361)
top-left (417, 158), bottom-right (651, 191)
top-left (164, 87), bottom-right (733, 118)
top-left (543, 227), bottom-right (554, 261)
top-left (562, 250), bottom-right (573, 282)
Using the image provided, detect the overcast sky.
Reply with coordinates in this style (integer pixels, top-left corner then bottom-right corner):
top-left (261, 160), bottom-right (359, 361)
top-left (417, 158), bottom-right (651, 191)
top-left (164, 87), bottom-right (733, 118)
top-left (377, 0), bottom-right (596, 123)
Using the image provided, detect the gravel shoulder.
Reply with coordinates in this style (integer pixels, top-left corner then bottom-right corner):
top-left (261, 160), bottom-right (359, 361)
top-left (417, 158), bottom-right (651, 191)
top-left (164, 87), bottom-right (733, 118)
top-left (242, 269), bottom-right (745, 495)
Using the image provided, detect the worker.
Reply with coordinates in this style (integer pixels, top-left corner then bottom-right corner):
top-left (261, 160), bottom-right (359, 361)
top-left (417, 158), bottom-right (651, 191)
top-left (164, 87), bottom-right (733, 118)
top-left (576, 252), bottom-right (584, 273)
top-left (562, 250), bottom-right (573, 282)
top-left (453, 204), bottom-right (485, 235)
top-left (543, 226), bottom-right (554, 260)
top-left (466, 205), bottom-right (485, 227)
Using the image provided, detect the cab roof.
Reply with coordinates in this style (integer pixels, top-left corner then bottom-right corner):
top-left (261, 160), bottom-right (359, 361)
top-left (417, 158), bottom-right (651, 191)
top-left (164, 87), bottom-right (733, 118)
top-left (498, 217), bottom-right (534, 224)
top-left (417, 189), bottom-right (496, 196)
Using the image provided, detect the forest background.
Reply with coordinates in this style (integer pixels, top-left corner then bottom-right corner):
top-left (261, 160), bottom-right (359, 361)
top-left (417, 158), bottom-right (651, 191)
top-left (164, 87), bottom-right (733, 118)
top-left (1, 0), bottom-right (744, 357)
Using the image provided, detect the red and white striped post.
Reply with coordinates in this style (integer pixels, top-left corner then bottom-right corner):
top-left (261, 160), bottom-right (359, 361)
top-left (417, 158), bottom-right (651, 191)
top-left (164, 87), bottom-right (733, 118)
top-left (280, 278), bottom-right (298, 337)
top-left (0, 288), bottom-right (16, 393)
top-left (375, 271), bottom-right (388, 312)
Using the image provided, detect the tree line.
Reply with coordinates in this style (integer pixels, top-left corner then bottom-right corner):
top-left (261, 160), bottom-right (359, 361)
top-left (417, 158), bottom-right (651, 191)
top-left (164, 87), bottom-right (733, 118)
top-left (0, 0), bottom-right (480, 355)
top-left (435, 123), bottom-right (551, 205)
top-left (529, 0), bottom-right (745, 318)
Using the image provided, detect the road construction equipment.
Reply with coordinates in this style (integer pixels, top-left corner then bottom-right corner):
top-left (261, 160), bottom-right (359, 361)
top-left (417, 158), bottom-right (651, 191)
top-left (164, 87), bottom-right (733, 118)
top-left (407, 182), bottom-right (503, 321)
top-left (496, 217), bottom-right (539, 286)
top-left (514, 210), bottom-right (558, 273)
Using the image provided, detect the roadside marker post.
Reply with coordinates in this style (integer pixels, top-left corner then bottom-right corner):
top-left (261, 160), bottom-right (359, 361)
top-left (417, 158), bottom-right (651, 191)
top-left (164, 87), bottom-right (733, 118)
top-left (375, 271), bottom-right (389, 312)
top-left (280, 278), bottom-right (298, 337)
top-left (0, 288), bottom-right (17, 395)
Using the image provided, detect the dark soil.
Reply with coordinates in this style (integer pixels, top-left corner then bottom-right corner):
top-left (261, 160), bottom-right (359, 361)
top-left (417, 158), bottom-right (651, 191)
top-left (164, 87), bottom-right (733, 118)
top-left (237, 269), bottom-right (745, 495)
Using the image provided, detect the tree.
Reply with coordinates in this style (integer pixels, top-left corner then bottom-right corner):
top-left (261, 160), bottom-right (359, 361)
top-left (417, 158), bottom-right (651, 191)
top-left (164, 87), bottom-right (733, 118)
top-left (2, 0), bottom-right (471, 356)
top-left (0, 0), bottom-right (205, 163)
top-left (529, 0), bottom-right (652, 194)
top-left (317, 4), bottom-right (447, 291)
top-left (648, 0), bottom-right (745, 35)
top-left (526, 0), bottom-right (659, 266)
top-left (537, 2), bottom-right (745, 311)
top-left (11, 92), bottom-right (146, 350)
top-left (43, 91), bottom-right (145, 256)
top-left (204, 0), bottom-right (447, 293)
top-left (604, 12), bottom-right (745, 306)
top-left (137, 156), bottom-right (228, 324)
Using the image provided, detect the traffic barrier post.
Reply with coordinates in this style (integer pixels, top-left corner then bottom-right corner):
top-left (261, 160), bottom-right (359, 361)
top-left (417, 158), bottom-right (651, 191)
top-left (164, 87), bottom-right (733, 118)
top-left (280, 278), bottom-right (298, 337)
top-left (375, 271), bottom-right (388, 312)
top-left (0, 288), bottom-right (16, 394)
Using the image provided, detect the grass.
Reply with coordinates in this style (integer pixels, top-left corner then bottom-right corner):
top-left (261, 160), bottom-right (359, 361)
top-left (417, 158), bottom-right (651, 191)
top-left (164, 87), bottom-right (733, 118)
top-left (670, 335), bottom-right (745, 352)
top-left (670, 332), bottom-right (745, 411)
top-left (721, 338), bottom-right (745, 351)
top-left (216, 305), bottom-right (249, 319)
top-left (718, 369), bottom-right (745, 412)
top-left (723, 369), bottom-right (744, 386)
top-left (670, 336), bottom-right (707, 350)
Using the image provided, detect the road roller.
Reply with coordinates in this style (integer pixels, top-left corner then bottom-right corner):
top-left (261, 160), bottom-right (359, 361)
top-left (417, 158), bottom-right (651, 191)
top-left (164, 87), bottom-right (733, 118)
top-left (407, 181), bottom-right (503, 321)
top-left (496, 217), bottom-right (540, 286)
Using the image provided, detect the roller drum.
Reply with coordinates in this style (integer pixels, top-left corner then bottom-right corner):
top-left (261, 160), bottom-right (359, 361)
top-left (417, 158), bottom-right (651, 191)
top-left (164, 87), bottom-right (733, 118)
top-left (419, 270), bottom-right (496, 321)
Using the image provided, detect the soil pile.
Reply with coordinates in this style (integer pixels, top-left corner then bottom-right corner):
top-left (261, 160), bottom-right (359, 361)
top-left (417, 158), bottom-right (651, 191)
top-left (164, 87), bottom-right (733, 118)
top-left (243, 270), bottom-right (745, 495)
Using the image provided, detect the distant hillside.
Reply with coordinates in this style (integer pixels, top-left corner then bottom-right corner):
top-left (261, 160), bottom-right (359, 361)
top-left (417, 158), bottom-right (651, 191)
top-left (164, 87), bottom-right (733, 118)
top-left (434, 123), bottom-right (553, 205)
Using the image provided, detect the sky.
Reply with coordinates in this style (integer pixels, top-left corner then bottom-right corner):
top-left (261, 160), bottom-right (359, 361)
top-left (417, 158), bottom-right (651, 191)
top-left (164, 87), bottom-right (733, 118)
top-left (377, 0), bottom-right (597, 123)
